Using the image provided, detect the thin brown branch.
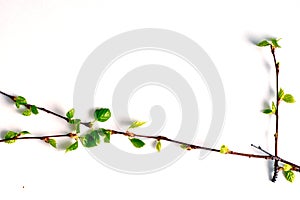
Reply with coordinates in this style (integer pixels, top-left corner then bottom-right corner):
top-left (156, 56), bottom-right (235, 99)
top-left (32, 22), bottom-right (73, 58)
top-left (271, 45), bottom-right (280, 182)
top-left (0, 90), bottom-right (90, 128)
top-left (0, 133), bottom-right (75, 143)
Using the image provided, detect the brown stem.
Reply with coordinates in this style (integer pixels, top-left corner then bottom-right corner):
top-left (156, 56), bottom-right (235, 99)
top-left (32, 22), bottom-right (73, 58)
top-left (271, 45), bottom-right (280, 182)
top-left (0, 133), bottom-right (74, 143)
top-left (0, 90), bottom-right (90, 128)
top-left (111, 130), bottom-right (276, 160)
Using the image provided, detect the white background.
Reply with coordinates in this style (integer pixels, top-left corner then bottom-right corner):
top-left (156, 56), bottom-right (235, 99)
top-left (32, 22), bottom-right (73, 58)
top-left (1, 0), bottom-right (300, 199)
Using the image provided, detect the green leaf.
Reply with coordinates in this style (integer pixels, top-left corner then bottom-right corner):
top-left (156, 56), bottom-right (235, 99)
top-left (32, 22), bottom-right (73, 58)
top-left (180, 144), bottom-right (188, 150)
top-left (270, 38), bottom-right (281, 48)
top-left (278, 88), bottom-right (284, 99)
top-left (19, 131), bottom-right (30, 135)
top-left (129, 138), bottom-right (145, 148)
top-left (128, 121), bottom-right (147, 129)
top-left (80, 130), bottom-right (100, 148)
top-left (48, 139), bottom-right (57, 148)
top-left (22, 109), bottom-right (32, 116)
top-left (15, 96), bottom-right (27, 108)
top-left (283, 94), bottom-right (295, 103)
top-left (283, 164), bottom-right (292, 172)
top-left (220, 145), bottom-right (229, 154)
top-left (4, 131), bottom-right (19, 144)
top-left (256, 40), bottom-right (270, 47)
top-left (103, 130), bottom-right (110, 143)
top-left (66, 108), bottom-right (75, 119)
top-left (69, 119), bottom-right (81, 133)
top-left (94, 108), bottom-right (111, 122)
top-left (284, 170), bottom-right (295, 183)
top-left (272, 101), bottom-right (276, 113)
top-left (30, 105), bottom-right (39, 115)
top-left (65, 141), bottom-right (78, 153)
top-left (156, 140), bottom-right (162, 152)
top-left (97, 128), bottom-right (111, 143)
top-left (75, 122), bottom-right (81, 133)
top-left (262, 109), bottom-right (273, 114)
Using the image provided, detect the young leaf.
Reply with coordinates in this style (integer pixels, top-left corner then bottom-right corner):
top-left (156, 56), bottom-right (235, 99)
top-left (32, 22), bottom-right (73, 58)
top-left (220, 145), bottom-right (229, 154)
top-left (270, 38), bottom-right (281, 48)
top-left (278, 88), bottom-right (284, 99)
top-left (4, 131), bottom-right (19, 144)
top-left (129, 138), bottom-right (145, 148)
top-left (262, 109), bottom-right (273, 114)
top-left (256, 40), bottom-right (270, 47)
top-left (156, 140), bottom-right (162, 152)
top-left (272, 101), bottom-right (276, 113)
top-left (30, 105), bottom-right (39, 115)
top-left (66, 108), bottom-right (75, 119)
top-left (48, 139), bottom-right (57, 148)
top-left (284, 170), bottom-right (295, 183)
top-left (69, 119), bottom-right (81, 133)
top-left (75, 120), bottom-right (81, 133)
top-left (283, 164), bottom-right (292, 172)
top-left (102, 129), bottom-right (111, 143)
top-left (94, 108), bottom-right (111, 122)
top-left (128, 121), bottom-right (146, 129)
top-left (65, 141), bottom-right (79, 153)
top-left (283, 94), bottom-right (295, 103)
top-left (22, 109), bottom-right (32, 116)
top-left (80, 130), bottom-right (100, 148)
top-left (97, 128), bottom-right (111, 142)
top-left (19, 131), bottom-right (30, 135)
top-left (15, 96), bottom-right (27, 108)
top-left (180, 144), bottom-right (188, 150)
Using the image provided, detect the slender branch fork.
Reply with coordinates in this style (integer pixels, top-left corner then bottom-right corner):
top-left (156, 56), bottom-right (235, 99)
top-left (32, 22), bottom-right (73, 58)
top-left (1, 89), bottom-right (300, 173)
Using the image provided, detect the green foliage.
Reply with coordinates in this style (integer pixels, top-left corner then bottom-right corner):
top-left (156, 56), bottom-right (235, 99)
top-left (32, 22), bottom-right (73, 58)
top-left (48, 139), bottom-right (57, 148)
top-left (272, 101), bottom-right (276, 113)
top-left (220, 145), bottom-right (229, 154)
top-left (15, 96), bottom-right (27, 108)
top-left (284, 170), bottom-right (295, 183)
top-left (262, 102), bottom-right (276, 115)
top-left (30, 105), bottom-right (39, 114)
top-left (180, 144), bottom-right (188, 150)
top-left (4, 130), bottom-right (30, 144)
top-left (256, 40), bottom-right (270, 47)
top-left (22, 109), bottom-right (31, 116)
top-left (156, 140), bottom-right (161, 152)
top-left (128, 121), bottom-right (146, 129)
top-left (278, 88), bottom-right (284, 99)
top-left (283, 164), bottom-right (292, 172)
top-left (4, 131), bottom-right (19, 144)
top-left (270, 38), bottom-right (281, 48)
top-left (94, 108), bottom-right (111, 122)
top-left (66, 108), bottom-right (75, 119)
top-left (98, 128), bottom-right (111, 143)
top-left (256, 38), bottom-right (281, 48)
top-left (80, 130), bottom-right (100, 148)
top-left (65, 141), bottom-right (78, 153)
top-left (19, 131), bottom-right (30, 135)
top-left (129, 138), bottom-right (145, 148)
top-left (282, 94), bottom-right (295, 103)
top-left (69, 119), bottom-right (81, 133)
top-left (262, 109), bottom-right (273, 114)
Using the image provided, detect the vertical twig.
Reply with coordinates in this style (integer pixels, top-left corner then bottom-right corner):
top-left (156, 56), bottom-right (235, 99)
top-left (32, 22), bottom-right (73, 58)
top-left (271, 45), bottom-right (280, 182)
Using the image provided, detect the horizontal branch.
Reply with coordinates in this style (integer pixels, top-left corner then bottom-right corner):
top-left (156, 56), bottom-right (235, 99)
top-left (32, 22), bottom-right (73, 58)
top-left (1, 89), bottom-right (300, 172)
top-left (0, 133), bottom-right (76, 143)
top-left (109, 129), bottom-right (296, 163)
